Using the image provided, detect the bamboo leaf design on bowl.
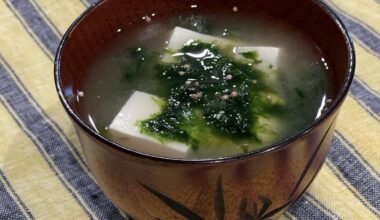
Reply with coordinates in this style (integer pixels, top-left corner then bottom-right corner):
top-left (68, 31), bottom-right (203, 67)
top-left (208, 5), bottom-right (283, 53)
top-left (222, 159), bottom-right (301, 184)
top-left (215, 175), bottom-right (225, 220)
top-left (140, 183), bottom-right (202, 220)
top-left (239, 194), bottom-right (292, 220)
top-left (140, 175), bottom-right (287, 219)
top-left (139, 118), bottom-right (336, 219)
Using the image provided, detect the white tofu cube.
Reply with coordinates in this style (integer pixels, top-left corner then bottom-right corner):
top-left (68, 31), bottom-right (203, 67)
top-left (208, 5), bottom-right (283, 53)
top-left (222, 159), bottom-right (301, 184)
top-left (109, 91), bottom-right (190, 158)
top-left (165, 27), bottom-right (229, 52)
top-left (163, 27), bottom-right (280, 71)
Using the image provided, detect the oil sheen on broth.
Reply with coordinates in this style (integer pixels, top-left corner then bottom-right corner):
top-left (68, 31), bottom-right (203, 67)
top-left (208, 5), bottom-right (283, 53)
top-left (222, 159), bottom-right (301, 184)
top-left (78, 11), bottom-right (332, 159)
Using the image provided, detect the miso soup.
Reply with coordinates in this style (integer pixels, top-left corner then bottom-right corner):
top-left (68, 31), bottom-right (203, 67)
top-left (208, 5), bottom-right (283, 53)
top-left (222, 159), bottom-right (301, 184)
top-left (78, 10), bottom-right (332, 159)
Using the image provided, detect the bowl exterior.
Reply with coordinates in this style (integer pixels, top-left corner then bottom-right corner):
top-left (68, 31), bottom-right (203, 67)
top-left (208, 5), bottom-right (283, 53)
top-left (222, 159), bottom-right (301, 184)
top-left (74, 108), bottom-right (339, 219)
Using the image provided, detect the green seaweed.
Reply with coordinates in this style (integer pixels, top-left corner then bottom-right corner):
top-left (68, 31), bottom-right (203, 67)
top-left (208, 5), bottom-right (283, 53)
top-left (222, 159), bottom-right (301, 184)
top-left (139, 41), bottom-right (285, 150)
top-left (240, 51), bottom-right (262, 64)
top-left (295, 88), bottom-right (305, 98)
top-left (122, 47), bottom-right (159, 81)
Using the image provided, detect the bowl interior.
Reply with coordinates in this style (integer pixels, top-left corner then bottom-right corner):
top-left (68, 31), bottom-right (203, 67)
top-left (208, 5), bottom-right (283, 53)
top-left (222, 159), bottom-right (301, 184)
top-left (55, 0), bottom-right (354, 161)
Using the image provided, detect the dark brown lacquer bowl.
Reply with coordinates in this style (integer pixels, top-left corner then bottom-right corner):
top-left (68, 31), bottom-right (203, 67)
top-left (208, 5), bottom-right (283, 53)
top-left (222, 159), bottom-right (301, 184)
top-left (55, 0), bottom-right (355, 219)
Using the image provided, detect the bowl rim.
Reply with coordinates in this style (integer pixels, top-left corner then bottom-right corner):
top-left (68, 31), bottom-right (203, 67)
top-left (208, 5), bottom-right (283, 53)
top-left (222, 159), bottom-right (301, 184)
top-left (54, 0), bottom-right (355, 164)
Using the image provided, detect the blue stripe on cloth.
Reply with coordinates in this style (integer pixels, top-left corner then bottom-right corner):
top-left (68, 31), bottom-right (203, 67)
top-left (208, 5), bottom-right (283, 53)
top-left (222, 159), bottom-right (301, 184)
top-left (0, 170), bottom-right (29, 220)
top-left (325, 161), bottom-right (380, 219)
top-left (0, 59), bottom-right (125, 220)
top-left (325, 0), bottom-right (380, 37)
top-left (330, 134), bottom-right (380, 208)
top-left (85, 0), bottom-right (100, 6)
top-left (6, 0), bottom-right (89, 173)
top-left (7, 0), bottom-right (61, 55)
top-left (288, 196), bottom-right (334, 220)
top-left (2, 1), bottom-right (126, 219)
top-left (323, 0), bottom-right (380, 58)
top-left (335, 132), bottom-right (380, 179)
top-left (0, 183), bottom-right (27, 220)
top-left (28, 0), bottom-right (62, 35)
top-left (327, 135), bottom-right (380, 217)
top-left (305, 193), bottom-right (341, 220)
top-left (0, 64), bottom-right (93, 219)
top-left (3, 0), bottom-right (52, 60)
top-left (350, 79), bottom-right (380, 120)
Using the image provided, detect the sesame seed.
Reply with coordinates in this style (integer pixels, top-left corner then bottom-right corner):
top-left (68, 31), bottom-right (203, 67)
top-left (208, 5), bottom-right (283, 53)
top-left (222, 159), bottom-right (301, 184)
top-left (221, 95), bottom-right (229, 100)
top-left (196, 91), bottom-right (203, 98)
top-left (185, 80), bottom-right (192, 85)
top-left (252, 79), bottom-right (257, 84)
top-left (194, 81), bottom-right (200, 87)
top-left (190, 91), bottom-right (202, 100)
top-left (183, 64), bottom-right (191, 69)
top-left (267, 95), bottom-right (272, 101)
top-left (232, 6), bottom-right (238, 12)
top-left (326, 99), bottom-right (332, 103)
top-left (190, 94), bottom-right (197, 99)
top-left (226, 74), bottom-right (233, 80)
top-left (178, 71), bottom-right (185, 76)
top-left (144, 16), bottom-right (151, 23)
top-left (78, 91), bottom-right (84, 97)
top-left (230, 91), bottom-right (238, 97)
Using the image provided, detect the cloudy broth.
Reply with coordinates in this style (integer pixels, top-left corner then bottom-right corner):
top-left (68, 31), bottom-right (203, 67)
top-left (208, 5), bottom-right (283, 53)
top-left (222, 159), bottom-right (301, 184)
top-left (78, 11), bottom-right (332, 159)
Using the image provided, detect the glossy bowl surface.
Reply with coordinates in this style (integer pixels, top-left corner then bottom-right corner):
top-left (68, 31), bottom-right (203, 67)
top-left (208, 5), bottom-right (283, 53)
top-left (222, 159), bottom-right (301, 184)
top-left (55, 0), bottom-right (355, 219)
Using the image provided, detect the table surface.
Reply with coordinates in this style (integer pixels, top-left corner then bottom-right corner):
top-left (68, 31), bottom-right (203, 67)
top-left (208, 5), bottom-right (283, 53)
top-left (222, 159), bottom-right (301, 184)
top-left (0, 0), bottom-right (379, 219)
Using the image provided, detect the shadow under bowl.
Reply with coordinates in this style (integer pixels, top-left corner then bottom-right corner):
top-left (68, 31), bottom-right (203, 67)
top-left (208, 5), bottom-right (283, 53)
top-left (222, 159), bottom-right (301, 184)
top-left (54, 0), bottom-right (355, 219)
